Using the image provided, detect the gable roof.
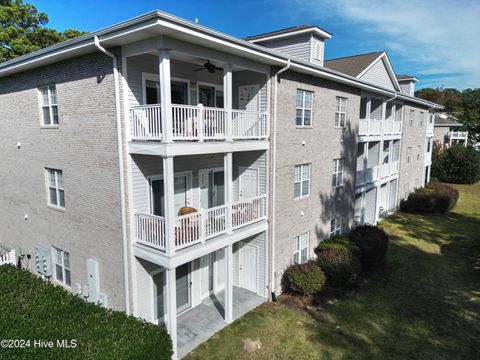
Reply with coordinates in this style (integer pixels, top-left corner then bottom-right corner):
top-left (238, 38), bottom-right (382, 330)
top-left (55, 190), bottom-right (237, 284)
top-left (434, 113), bottom-right (462, 127)
top-left (324, 52), bottom-right (383, 77)
top-left (324, 51), bottom-right (400, 91)
top-left (246, 25), bottom-right (332, 42)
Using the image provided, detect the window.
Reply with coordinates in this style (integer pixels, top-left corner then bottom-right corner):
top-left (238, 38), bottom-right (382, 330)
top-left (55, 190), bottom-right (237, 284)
top-left (293, 232), bottom-right (309, 264)
top-left (419, 112), bottom-right (424, 128)
top-left (406, 147), bottom-right (412, 164)
top-left (39, 85), bottom-right (58, 126)
top-left (54, 248), bottom-right (71, 287)
top-left (335, 97), bottom-right (347, 127)
top-left (330, 217), bottom-right (342, 236)
top-left (359, 97), bottom-right (368, 119)
top-left (294, 164), bottom-right (311, 198)
top-left (404, 183), bottom-right (409, 199)
top-left (332, 158), bottom-right (344, 188)
top-left (46, 169), bottom-right (65, 208)
top-left (296, 89), bottom-right (313, 127)
top-left (417, 145), bottom-right (422, 161)
top-left (427, 138), bottom-right (431, 153)
top-left (409, 110), bottom-right (415, 127)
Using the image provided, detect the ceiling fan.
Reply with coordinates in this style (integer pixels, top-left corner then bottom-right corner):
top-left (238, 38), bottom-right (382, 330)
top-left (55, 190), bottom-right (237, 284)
top-left (194, 60), bottom-right (223, 73)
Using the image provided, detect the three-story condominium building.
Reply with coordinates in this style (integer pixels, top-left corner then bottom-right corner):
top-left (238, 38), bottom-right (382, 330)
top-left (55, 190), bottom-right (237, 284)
top-left (0, 10), bottom-right (442, 359)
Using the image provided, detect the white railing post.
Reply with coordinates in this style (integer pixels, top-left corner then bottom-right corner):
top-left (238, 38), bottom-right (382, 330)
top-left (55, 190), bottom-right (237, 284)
top-left (163, 156), bottom-right (175, 255)
top-left (223, 64), bottom-right (233, 141)
top-left (198, 104), bottom-right (204, 142)
top-left (159, 49), bottom-right (172, 143)
top-left (224, 152), bottom-right (233, 233)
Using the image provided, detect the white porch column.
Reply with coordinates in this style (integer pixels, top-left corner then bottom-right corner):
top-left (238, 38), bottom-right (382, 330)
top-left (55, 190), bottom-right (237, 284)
top-left (223, 64), bottom-right (233, 140)
top-left (224, 244), bottom-right (233, 323)
top-left (224, 152), bottom-right (233, 233)
top-left (427, 165), bottom-right (431, 184)
top-left (159, 49), bottom-right (173, 143)
top-left (165, 267), bottom-right (178, 359)
top-left (163, 156), bottom-right (175, 255)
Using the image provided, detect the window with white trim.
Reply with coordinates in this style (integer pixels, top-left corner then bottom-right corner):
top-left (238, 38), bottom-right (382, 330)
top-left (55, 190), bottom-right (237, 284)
top-left (330, 216), bottom-right (342, 236)
top-left (419, 112), bottom-right (424, 128)
top-left (417, 145), bottom-right (422, 161)
top-left (409, 110), bottom-right (414, 127)
top-left (404, 183), bottom-right (409, 199)
top-left (296, 89), bottom-right (313, 127)
top-left (406, 147), bottom-right (412, 164)
top-left (39, 85), bottom-right (59, 126)
top-left (46, 169), bottom-right (65, 208)
top-left (293, 232), bottom-right (309, 264)
top-left (332, 158), bottom-right (344, 188)
top-left (54, 247), bottom-right (71, 287)
top-left (294, 164), bottom-right (311, 198)
top-left (335, 97), bottom-right (347, 127)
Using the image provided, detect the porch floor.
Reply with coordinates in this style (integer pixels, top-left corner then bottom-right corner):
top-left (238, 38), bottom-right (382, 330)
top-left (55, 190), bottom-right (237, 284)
top-left (177, 286), bottom-right (266, 358)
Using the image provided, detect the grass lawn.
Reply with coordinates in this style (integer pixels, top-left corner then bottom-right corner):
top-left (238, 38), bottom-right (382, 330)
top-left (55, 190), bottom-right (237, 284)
top-left (186, 183), bottom-right (480, 360)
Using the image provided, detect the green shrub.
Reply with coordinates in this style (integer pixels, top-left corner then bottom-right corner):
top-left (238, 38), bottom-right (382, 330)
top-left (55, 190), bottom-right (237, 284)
top-left (0, 265), bottom-right (172, 359)
top-left (432, 144), bottom-right (480, 184)
top-left (350, 225), bottom-right (389, 268)
top-left (282, 261), bottom-right (326, 296)
top-left (314, 235), bottom-right (360, 258)
top-left (316, 248), bottom-right (362, 287)
top-left (401, 182), bottom-right (459, 213)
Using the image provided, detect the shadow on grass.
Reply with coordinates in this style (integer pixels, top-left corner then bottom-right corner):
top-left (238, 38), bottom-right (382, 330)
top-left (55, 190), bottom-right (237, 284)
top-left (302, 210), bottom-right (480, 360)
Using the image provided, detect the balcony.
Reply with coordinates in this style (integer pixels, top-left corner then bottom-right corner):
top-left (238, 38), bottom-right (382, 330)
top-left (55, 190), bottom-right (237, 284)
top-left (380, 161), bottom-right (399, 178)
top-left (356, 166), bottom-right (379, 187)
top-left (134, 195), bottom-right (267, 253)
top-left (358, 119), bottom-right (402, 137)
top-left (130, 104), bottom-right (268, 142)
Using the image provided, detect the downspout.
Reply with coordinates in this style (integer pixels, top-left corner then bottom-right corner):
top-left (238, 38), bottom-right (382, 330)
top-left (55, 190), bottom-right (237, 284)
top-left (270, 59), bottom-right (291, 298)
top-left (94, 36), bottom-right (130, 315)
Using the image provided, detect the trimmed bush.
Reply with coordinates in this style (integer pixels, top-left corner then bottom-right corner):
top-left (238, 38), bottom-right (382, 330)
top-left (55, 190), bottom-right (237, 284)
top-left (350, 225), bottom-right (389, 268)
top-left (314, 235), bottom-right (361, 258)
top-left (432, 144), bottom-right (480, 184)
top-left (401, 181), bottom-right (459, 213)
top-left (316, 248), bottom-right (362, 287)
top-left (0, 265), bottom-right (173, 359)
top-left (282, 261), bottom-right (326, 296)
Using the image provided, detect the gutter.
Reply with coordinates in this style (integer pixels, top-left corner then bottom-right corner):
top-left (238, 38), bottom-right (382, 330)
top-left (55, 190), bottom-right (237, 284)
top-left (270, 60), bottom-right (291, 297)
top-left (94, 36), bottom-right (131, 315)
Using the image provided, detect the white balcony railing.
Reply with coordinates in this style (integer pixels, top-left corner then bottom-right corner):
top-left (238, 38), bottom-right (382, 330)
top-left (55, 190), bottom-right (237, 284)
top-left (380, 161), bottom-right (399, 178)
top-left (449, 131), bottom-right (468, 139)
top-left (134, 195), bottom-right (267, 253)
top-left (358, 119), bottom-right (402, 136)
top-left (130, 104), bottom-right (268, 142)
top-left (0, 248), bottom-right (16, 266)
top-left (355, 166), bottom-right (380, 186)
top-left (232, 110), bottom-right (268, 139)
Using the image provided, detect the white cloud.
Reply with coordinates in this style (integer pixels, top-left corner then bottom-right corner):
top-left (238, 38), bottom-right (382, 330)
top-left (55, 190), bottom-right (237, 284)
top-left (288, 0), bottom-right (480, 89)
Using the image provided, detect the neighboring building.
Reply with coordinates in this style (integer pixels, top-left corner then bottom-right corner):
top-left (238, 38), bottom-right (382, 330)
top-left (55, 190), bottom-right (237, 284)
top-left (0, 10), bottom-right (442, 359)
top-left (434, 113), bottom-right (468, 147)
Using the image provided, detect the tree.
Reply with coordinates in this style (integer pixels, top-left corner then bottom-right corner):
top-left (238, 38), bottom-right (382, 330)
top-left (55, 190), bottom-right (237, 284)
top-left (0, 0), bottom-right (86, 62)
top-left (431, 144), bottom-right (480, 184)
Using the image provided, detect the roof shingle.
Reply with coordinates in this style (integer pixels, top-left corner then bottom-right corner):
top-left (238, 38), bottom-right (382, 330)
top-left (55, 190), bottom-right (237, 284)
top-left (324, 52), bottom-right (384, 77)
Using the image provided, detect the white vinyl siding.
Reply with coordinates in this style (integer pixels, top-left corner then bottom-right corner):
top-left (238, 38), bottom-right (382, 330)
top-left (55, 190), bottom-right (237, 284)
top-left (296, 89), bottom-right (313, 127)
top-left (54, 248), bottom-right (71, 287)
top-left (335, 97), bottom-right (347, 127)
top-left (370, 98), bottom-right (383, 121)
top-left (294, 164), bottom-right (311, 198)
top-left (332, 158), bottom-right (344, 188)
top-left (330, 217), bottom-right (342, 236)
top-left (46, 169), bottom-right (65, 209)
top-left (39, 85), bottom-right (59, 126)
top-left (293, 232), bottom-right (309, 264)
top-left (359, 58), bottom-right (396, 91)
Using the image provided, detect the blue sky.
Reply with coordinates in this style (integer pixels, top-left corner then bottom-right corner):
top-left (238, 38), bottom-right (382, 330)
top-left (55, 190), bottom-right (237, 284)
top-left (29, 0), bottom-right (479, 90)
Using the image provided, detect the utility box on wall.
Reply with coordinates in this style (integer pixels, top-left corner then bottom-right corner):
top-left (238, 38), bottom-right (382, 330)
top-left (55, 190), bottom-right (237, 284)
top-left (86, 258), bottom-right (100, 303)
top-left (35, 245), bottom-right (52, 277)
